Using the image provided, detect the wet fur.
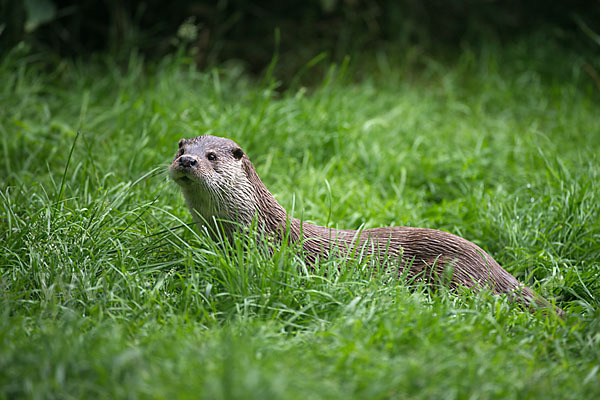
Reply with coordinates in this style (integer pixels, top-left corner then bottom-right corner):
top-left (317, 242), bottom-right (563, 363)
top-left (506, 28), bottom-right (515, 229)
top-left (170, 135), bottom-right (562, 316)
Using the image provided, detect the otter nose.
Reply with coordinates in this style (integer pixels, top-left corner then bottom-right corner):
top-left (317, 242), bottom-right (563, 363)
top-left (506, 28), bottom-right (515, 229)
top-left (178, 155), bottom-right (198, 168)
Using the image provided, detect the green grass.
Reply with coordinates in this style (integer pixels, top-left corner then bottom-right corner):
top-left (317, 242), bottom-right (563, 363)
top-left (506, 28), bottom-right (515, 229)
top-left (1, 36), bottom-right (600, 399)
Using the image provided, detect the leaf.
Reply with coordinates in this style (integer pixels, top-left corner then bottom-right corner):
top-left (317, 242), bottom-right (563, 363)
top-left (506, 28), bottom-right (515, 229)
top-left (24, 0), bottom-right (57, 33)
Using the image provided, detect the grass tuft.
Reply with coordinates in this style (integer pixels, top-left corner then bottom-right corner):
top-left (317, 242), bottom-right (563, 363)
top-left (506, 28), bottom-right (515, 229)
top-left (1, 35), bottom-right (599, 398)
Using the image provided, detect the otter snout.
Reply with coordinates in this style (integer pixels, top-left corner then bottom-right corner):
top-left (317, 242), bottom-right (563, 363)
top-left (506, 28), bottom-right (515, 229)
top-left (170, 154), bottom-right (201, 185)
top-left (178, 155), bottom-right (198, 168)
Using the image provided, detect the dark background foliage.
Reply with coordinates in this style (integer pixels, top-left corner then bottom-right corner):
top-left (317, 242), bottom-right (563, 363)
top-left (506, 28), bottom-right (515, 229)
top-left (2, 0), bottom-right (600, 75)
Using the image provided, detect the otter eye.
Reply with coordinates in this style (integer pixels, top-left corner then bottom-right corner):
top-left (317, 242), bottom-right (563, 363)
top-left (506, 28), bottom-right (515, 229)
top-left (207, 152), bottom-right (217, 161)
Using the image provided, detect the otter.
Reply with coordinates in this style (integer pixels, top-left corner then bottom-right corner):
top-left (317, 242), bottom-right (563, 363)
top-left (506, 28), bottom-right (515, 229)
top-left (170, 135), bottom-right (562, 316)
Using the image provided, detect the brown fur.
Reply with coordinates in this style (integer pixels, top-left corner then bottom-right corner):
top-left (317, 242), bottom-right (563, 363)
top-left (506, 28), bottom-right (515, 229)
top-left (170, 135), bottom-right (563, 316)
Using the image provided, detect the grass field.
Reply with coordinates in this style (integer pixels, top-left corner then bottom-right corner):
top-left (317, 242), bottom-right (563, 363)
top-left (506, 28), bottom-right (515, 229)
top-left (1, 36), bottom-right (600, 399)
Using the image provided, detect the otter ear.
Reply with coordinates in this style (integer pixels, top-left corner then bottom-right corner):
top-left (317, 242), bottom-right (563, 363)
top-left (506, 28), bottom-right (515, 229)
top-left (178, 138), bottom-right (187, 148)
top-left (232, 147), bottom-right (244, 160)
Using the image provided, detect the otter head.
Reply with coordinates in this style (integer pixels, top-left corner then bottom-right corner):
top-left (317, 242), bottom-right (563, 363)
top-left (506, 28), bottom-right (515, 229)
top-left (170, 135), bottom-right (259, 234)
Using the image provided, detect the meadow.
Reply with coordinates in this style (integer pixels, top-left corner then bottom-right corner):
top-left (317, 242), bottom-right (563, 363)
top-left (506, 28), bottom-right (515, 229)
top-left (1, 36), bottom-right (599, 399)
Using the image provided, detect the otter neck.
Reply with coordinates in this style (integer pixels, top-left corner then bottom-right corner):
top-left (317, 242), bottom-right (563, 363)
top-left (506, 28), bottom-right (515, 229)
top-left (240, 158), bottom-right (341, 248)
top-left (242, 158), bottom-right (292, 237)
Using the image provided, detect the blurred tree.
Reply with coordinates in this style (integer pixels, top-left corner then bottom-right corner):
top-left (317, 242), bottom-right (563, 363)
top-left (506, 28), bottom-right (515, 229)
top-left (1, 0), bottom-right (598, 72)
